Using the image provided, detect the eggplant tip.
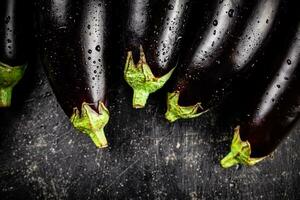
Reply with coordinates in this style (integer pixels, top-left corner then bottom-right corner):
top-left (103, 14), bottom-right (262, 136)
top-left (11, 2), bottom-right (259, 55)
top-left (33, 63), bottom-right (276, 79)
top-left (220, 126), bottom-right (266, 168)
top-left (165, 91), bottom-right (207, 122)
top-left (0, 62), bottom-right (27, 108)
top-left (124, 47), bottom-right (175, 109)
top-left (70, 102), bottom-right (110, 148)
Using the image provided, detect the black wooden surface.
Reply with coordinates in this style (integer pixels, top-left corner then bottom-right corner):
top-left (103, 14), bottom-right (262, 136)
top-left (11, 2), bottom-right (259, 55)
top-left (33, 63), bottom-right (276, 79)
top-left (0, 58), bottom-right (299, 200)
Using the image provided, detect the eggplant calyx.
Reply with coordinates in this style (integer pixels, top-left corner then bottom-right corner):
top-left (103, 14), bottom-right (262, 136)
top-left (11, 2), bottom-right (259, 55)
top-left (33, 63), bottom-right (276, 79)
top-left (124, 46), bottom-right (175, 109)
top-left (0, 61), bottom-right (27, 107)
top-left (70, 102), bottom-right (109, 148)
top-left (165, 91), bottom-right (207, 123)
top-left (220, 126), bottom-right (266, 168)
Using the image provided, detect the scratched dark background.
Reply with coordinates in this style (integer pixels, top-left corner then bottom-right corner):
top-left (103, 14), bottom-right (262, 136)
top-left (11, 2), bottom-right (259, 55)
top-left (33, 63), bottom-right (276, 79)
top-left (0, 50), bottom-right (299, 200)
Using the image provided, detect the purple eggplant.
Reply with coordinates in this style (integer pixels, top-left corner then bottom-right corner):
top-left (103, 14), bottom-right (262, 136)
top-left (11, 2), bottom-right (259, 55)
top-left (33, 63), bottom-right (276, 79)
top-left (36, 0), bottom-right (112, 148)
top-left (123, 0), bottom-right (193, 108)
top-left (165, 0), bottom-right (281, 122)
top-left (0, 0), bottom-right (31, 107)
top-left (221, 21), bottom-right (300, 168)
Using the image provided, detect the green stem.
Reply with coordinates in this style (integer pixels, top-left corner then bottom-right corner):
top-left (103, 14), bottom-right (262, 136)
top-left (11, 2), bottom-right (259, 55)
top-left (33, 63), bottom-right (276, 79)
top-left (165, 91), bottom-right (208, 122)
top-left (220, 126), bottom-right (266, 168)
top-left (220, 152), bottom-right (240, 168)
top-left (89, 129), bottom-right (108, 148)
top-left (0, 87), bottom-right (13, 107)
top-left (132, 89), bottom-right (150, 109)
top-left (0, 61), bottom-right (26, 108)
top-left (71, 102), bottom-right (109, 148)
top-left (124, 45), bottom-right (175, 109)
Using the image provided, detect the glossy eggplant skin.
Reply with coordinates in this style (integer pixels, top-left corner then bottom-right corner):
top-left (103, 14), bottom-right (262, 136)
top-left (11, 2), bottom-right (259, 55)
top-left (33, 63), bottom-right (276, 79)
top-left (165, 0), bottom-right (283, 122)
top-left (37, 0), bottom-right (110, 116)
top-left (123, 0), bottom-right (156, 62)
top-left (0, 0), bottom-right (31, 107)
top-left (0, 0), bottom-right (30, 66)
top-left (123, 0), bottom-right (194, 108)
top-left (221, 21), bottom-right (300, 168)
top-left (36, 0), bottom-right (112, 148)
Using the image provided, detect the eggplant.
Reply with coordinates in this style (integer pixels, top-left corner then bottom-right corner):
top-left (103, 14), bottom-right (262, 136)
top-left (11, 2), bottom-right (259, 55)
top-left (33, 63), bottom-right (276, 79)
top-left (123, 0), bottom-right (193, 108)
top-left (221, 21), bottom-right (300, 168)
top-left (165, 0), bottom-right (281, 122)
top-left (0, 0), bottom-right (30, 107)
top-left (36, 0), bottom-right (112, 148)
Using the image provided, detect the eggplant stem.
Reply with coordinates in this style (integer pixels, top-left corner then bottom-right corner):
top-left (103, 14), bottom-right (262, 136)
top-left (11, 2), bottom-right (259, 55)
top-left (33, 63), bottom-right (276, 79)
top-left (0, 61), bottom-right (26, 107)
top-left (124, 46), bottom-right (175, 109)
top-left (0, 87), bottom-right (13, 107)
top-left (220, 126), bottom-right (266, 168)
top-left (165, 91), bottom-right (208, 123)
top-left (70, 102), bottom-right (109, 148)
top-left (133, 90), bottom-right (150, 109)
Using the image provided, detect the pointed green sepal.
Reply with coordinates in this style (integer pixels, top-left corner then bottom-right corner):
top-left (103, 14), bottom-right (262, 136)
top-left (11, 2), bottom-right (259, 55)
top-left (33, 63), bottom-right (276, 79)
top-left (220, 126), bottom-right (266, 168)
top-left (165, 91), bottom-right (208, 123)
top-left (0, 61), bottom-right (27, 107)
top-left (124, 46), bottom-right (175, 109)
top-left (70, 102), bottom-right (109, 148)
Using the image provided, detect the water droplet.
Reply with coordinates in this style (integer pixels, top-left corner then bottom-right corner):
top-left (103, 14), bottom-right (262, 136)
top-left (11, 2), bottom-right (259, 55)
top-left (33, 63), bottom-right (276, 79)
top-left (95, 45), bottom-right (101, 52)
top-left (213, 20), bottom-right (218, 26)
top-left (228, 9), bottom-right (234, 17)
top-left (168, 4), bottom-right (174, 10)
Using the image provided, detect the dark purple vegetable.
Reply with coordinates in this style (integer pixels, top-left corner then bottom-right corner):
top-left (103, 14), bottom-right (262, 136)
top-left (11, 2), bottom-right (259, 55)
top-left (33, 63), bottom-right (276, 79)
top-left (123, 0), bottom-right (193, 108)
top-left (0, 0), bottom-right (31, 107)
top-left (221, 22), bottom-right (300, 168)
top-left (36, 0), bottom-right (112, 148)
top-left (165, 0), bottom-right (281, 122)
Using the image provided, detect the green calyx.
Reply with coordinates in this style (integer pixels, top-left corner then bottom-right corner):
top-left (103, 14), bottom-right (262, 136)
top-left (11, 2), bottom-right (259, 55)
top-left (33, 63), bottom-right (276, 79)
top-left (220, 126), bottom-right (266, 168)
top-left (165, 91), bottom-right (208, 123)
top-left (0, 61), bottom-right (27, 107)
top-left (70, 102), bottom-right (109, 148)
top-left (124, 46), bottom-right (175, 109)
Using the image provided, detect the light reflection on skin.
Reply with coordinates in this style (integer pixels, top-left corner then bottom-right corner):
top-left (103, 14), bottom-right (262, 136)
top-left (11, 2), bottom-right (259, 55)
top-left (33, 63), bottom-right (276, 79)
top-left (51, 0), bottom-right (68, 25)
top-left (192, 0), bottom-right (235, 66)
top-left (233, 0), bottom-right (280, 69)
top-left (128, 0), bottom-right (149, 38)
top-left (157, 0), bottom-right (185, 68)
top-left (4, 0), bottom-right (16, 56)
top-left (253, 38), bottom-right (300, 123)
top-left (81, 1), bottom-right (106, 103)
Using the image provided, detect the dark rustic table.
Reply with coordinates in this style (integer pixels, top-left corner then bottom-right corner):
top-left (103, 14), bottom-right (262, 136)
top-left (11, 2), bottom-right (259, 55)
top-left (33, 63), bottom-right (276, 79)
top-left (0, 59), bottom-right (299, 200)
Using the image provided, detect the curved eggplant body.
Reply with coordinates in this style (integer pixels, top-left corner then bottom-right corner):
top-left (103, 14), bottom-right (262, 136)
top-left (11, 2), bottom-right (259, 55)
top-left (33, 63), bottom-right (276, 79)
top-left (0, 0), bottom-right (30, 107)
top-left (221, 22), bottom-right (300, 168)
top-left (232, 0), bottom-right (280, 71)
top-left (123, 0), bottom-right (192, 108)
top-left (165, 0), bottom-right (281, 122)
top-left (37, 0), bottom-right (111, 148)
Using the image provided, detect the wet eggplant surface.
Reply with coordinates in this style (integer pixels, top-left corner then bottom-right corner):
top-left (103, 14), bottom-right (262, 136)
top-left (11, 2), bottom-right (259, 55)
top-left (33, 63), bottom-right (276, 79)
top-left (0, 57), bottom-right (299, 199)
